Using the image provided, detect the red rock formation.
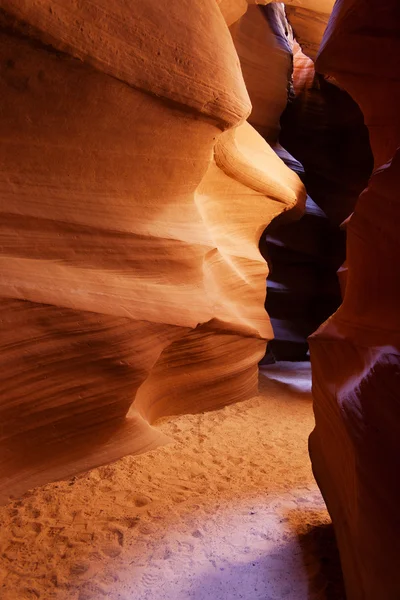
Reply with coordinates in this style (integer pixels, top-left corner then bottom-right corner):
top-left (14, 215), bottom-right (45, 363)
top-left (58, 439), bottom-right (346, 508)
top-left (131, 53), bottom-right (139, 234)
top-left (229, 3), bottom-right (292, 144)
top-left (309, 1), bottom-right (400, 598)
top-left (283, 2), bottom-right (333, 61)
top-left (220, 0), bottom-right (335, 62)
top-left (281, 40), bottom-right (372, 228)
top-left (230, 6), bottom-right (320, 361)
top-left (239, 6), bottom-right (371, 361)
top-left (0, 0), bottom-right (305, 501)
top-left (265, 37), bottom-right (372, 361)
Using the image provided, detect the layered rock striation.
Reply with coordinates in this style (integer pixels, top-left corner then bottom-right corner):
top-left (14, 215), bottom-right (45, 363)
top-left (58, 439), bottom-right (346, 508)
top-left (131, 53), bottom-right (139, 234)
top-left (309, 1), bottom-right (400, 598)
top-left (0, 0), bottom-right (305, 501)
top-left (237, 5), bottom-right (371, 362)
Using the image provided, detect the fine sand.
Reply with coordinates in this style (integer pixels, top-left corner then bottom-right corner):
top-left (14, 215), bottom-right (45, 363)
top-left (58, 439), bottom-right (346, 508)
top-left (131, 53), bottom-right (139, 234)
top-left (0, 363), bottom-right (345, 600)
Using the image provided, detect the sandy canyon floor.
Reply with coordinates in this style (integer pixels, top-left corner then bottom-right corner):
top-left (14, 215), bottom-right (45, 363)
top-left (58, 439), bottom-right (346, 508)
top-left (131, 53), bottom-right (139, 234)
top-left (0, 362), bottom-right (346, 600)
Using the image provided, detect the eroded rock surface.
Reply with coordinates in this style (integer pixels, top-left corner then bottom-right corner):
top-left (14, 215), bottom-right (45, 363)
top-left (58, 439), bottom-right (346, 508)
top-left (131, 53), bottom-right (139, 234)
top-left (309, 1), bottom-right (400, 598)
top-left (238, 5), bottom-right (371, 362)
top-left (0, 0), bottom-right (305, 501)
top-left (230, 3), bottom-right (292, 144)
top-left (266, 37), bottom-right (372, 360)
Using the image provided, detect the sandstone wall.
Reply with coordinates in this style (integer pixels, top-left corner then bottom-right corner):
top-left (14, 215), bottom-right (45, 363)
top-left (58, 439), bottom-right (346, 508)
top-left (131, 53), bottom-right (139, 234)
top-left (309, 1), bottom-right (400, 598)
top-left (0, 0), bottom-right (305, 501)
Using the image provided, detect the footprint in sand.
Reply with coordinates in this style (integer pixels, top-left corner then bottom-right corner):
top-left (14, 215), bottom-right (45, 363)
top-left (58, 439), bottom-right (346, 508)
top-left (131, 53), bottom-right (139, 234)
top-left (7, 507), bottom-right (18, 518)
top-left (141, 571), bottom-right (161, 588)
top-left (26, 505), bottom-right (41, 519)
top-left (29, 521), bottom-right (43, 535)
top-left (120, 516), bottom-right (140, 529)
top-left (69, 562), bottom-right (90, 577)
top-left (133, 494), bottom-right (152, 508)
top-left (21, 588), bottom-right (41, 600)
top-left (227, 456), bottom-right (244, 466)
top-left (108, 527), bottom-right (124, 547)
top-left (101, 545), bottom-right (122, 558)
top-left (178, 540), bottom-right (194, 554)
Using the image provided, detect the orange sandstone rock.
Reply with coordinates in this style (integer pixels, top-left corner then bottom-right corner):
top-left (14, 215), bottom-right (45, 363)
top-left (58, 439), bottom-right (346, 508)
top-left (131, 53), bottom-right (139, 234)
top-left (0, 0), bottom-right (305, 501)
top-left (230, 4), bottom-right (292, 144)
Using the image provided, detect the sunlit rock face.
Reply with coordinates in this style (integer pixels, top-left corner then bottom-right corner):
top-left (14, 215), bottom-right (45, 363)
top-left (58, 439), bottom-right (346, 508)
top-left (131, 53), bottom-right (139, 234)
top-left (229, 3), bottom-right (292, 144)
top-left (309, 1), bottom-right (400, 598)
top-left (230, 5), bottom-right (315, 361)
top-left (219, 0), bottom-right (335, 62)
top-left (0, 0), bottom-right (305, 501)
top-left (283, 1), bottom-right (333, 61)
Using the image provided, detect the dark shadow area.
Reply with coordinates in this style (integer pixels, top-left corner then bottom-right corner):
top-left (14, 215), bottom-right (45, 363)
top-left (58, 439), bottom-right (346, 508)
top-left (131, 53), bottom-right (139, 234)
top-left (180, 521), bottom-right (345, 600)
top-left (183, 537), bottom-right (329, 600)
top-left (297, 522), bottom-right (347, 600)
top-left (257, 8), bottom-right (373, 366)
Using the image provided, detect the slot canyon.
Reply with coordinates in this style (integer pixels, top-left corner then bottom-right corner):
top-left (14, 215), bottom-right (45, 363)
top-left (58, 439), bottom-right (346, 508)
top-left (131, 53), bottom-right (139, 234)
top-left (0, 0), bottom-right (398, 599)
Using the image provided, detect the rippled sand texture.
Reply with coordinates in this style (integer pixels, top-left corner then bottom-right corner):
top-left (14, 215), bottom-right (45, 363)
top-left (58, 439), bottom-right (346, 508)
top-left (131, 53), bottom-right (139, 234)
top-left (0, 365), bottom-right (345, 600)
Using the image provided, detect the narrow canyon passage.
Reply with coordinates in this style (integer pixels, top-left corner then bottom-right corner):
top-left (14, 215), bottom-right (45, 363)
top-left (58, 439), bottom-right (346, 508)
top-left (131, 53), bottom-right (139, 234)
top-left (0, 364), bottom-right (345, 600)
top-left (1, 1), bottom-right (399, 599)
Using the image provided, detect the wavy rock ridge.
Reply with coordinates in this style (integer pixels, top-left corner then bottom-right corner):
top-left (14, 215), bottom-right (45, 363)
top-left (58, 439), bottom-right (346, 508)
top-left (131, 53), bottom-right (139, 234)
top-left (309, 1), bottom-right (400, 598)
top-left (0, 0), bottom-right (305, 502)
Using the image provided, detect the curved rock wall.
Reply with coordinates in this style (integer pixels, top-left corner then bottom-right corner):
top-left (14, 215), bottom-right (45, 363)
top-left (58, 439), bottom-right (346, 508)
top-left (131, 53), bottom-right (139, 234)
top-left (281, 41), bottom-right (373, 227)
top-left (309, 1), bottom-right (400, 598)
top-left (265, 37), bottom-right (372, 361)
top-left (229, 3), bottom-right (292, 144)
top-left (230, 5), bottom-right (326, 362)
top-left (238, 5), bottom-right (371, 362)
top-left (0, 0), bottom-right (305, 501)
top-left (283, 3), bottom-right (332, 61)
